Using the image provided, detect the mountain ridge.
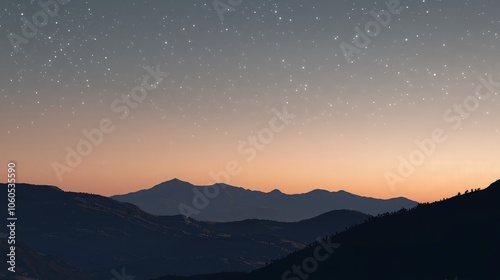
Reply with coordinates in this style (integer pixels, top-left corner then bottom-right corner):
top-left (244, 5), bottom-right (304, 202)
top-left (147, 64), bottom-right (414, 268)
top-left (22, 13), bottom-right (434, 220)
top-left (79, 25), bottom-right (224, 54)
top-left (119, 178), bottom-right (414, 199)
top-left (111, 179), bottom-right (418, 222)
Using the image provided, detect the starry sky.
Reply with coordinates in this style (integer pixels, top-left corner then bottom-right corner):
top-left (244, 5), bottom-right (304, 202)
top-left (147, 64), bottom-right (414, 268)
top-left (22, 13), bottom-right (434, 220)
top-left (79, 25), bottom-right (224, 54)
top-left (1, 0), bottom-right (499, 202)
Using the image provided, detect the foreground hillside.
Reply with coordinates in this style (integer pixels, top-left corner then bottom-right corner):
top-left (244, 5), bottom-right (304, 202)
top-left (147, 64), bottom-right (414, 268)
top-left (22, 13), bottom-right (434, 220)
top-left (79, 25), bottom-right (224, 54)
top-left (0, 241), bottom-right (92, 280)
top-left (156, 180), bottom-right (500, 280)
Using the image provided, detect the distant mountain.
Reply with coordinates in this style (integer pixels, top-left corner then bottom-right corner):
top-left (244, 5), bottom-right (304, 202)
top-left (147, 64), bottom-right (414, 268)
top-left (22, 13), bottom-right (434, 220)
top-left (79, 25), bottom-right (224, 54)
top-left (0, 183), bottom-right (368, 280)
top-left (154, 180), bottom-right (500, 280)
top-left (111, 178), bottom-right (417, 222)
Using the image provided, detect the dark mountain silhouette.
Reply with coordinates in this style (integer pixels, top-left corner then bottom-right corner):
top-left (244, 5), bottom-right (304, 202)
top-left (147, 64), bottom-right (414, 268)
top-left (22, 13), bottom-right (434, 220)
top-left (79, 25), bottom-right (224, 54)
top-left (0, 183), bottom-right (368, 280)
top-left (154, 180), bottom-right (500, 280)
top-left (111, 178), bottom-right (417, 222)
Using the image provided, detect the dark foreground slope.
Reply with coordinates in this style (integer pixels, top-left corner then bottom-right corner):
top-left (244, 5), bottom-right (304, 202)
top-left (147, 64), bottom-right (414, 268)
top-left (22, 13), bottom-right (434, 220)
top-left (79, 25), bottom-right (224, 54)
top-left (156, 180), bottom-right (500, 280)
top-left (0, 240), bottom-right (93, 280)
top-left (0, 183), bottom-right (368, 280)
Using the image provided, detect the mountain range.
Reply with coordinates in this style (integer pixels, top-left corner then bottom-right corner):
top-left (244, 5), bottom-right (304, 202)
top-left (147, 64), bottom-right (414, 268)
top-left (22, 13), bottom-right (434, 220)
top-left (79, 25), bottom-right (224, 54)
top-left (111, 178), bottom-right (417, 222)
top-left (0, 183), bottom-right (370, 280)
top-left (3, 179), bottom-right (494, 280)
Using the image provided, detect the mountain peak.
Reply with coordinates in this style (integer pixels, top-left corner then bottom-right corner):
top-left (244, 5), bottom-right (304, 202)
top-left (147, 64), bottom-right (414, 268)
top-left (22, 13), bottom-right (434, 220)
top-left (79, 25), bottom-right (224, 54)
top-left (269, 189), bottom-right (283, 195)
top-left (149, 178), bottom-right (193, 190)
top-left (168, 178), bottom-right (186, 183)
top-left (307, 189), bottom-right (329, 194)
top-left (158, 178), bottom-right (193, 186)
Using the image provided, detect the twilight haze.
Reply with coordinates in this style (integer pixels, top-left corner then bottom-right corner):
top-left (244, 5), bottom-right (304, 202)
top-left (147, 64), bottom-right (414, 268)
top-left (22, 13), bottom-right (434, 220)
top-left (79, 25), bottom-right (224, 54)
top-left (1, 0), bottom-right (499, 202)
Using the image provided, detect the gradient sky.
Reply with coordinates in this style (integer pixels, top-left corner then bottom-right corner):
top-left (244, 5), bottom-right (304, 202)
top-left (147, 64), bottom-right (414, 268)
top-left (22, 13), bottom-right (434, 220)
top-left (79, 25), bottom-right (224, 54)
top-left (1, 0), bottom-right (499, 203)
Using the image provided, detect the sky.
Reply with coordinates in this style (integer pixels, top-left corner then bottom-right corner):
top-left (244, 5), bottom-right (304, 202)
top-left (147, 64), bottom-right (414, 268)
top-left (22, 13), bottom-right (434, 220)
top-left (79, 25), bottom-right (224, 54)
top-left (1, 0), bottom-right (499, 203)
